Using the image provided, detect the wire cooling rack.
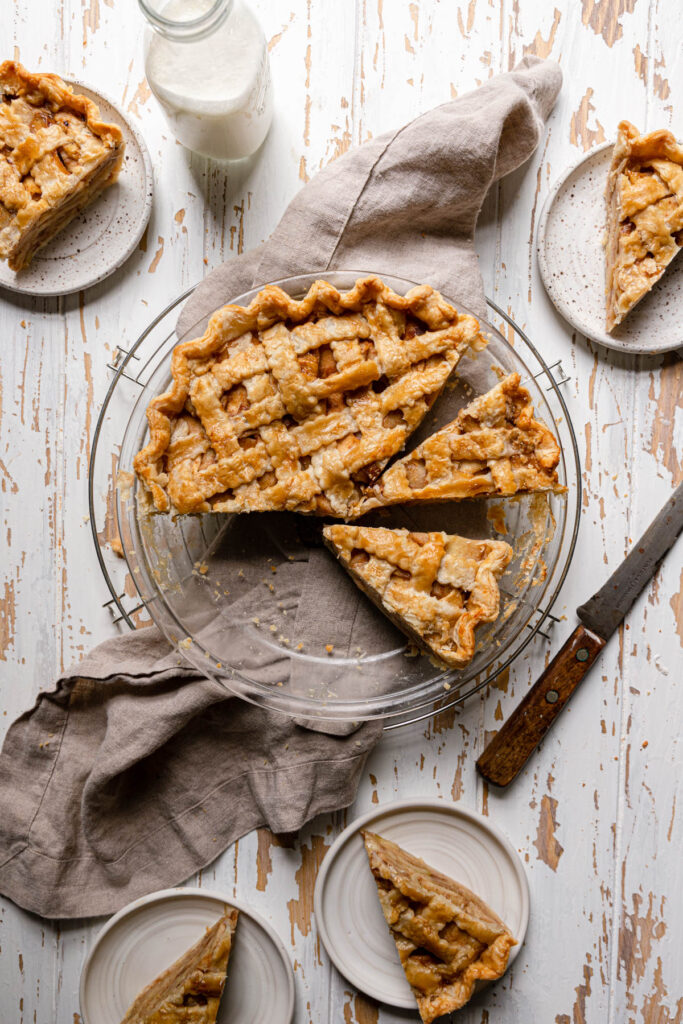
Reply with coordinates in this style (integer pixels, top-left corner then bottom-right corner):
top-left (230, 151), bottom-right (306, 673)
top-left (88, 286), bottom-right (580, 727)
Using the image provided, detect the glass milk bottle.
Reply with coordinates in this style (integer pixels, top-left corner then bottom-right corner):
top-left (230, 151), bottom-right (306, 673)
top-left (138, 0), bottom-right (273, 160)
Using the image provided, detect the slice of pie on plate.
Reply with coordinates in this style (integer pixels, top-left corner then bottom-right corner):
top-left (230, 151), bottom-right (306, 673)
top-left (362, 830), bottom-right (516, 1023)
top-left (133, 276), bottom-right (485, 519)
top-left (322, 524), bottom-right (512, 668)
top-left (357, 372), bottom-right (562, 513)
top-left (0, 61), bottom-right (125, 271)
top-left (119, 907), bottom-right (238, 1024)
top-left (604, 120), bottom-right (683, 331)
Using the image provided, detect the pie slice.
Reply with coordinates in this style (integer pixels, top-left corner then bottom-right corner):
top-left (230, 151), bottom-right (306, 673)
top-left (362, 831), bottom-right (516, 1023)
top-left (119, 907), bottom-right (238, 1024)
top-left (133, 276), bottom-right (485, 519)
top-left (322, 524), bottom-right (512, 667)
top-left (357, 372), bottom-right (562, 513)
top-left (0, 61), bottom-right (125, 271)
top-left (604, 120), bottom-right (683, 331)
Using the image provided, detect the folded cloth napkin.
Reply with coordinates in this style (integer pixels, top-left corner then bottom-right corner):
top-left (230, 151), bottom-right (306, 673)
top-left (0, 56), bottom-right (561, 919)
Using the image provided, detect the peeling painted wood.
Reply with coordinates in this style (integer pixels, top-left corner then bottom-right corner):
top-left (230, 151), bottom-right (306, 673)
top-left (0, 1), bottom-right (681, 1022)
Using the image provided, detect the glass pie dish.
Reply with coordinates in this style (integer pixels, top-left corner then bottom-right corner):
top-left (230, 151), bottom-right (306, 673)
top-left (90, 271), bottom-right (581, 727)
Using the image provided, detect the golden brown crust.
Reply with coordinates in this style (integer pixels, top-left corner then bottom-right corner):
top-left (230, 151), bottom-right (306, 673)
top-left (358, 372), bottom-right (563, 513)
top-left (604, 120), bottom-right (683, 332)
top-left (0, 61), bottom-right (125, 270)
top-left (0, 62), bottom-right (124, 142)
top-left (362, 831), bottom-right (515, 1023)
top-left (119, 907), bottom-right (238, 1024)
top-left (133, 276), bottom-right (484, 519)
top-left (322, 524), bottom-right (512, 668)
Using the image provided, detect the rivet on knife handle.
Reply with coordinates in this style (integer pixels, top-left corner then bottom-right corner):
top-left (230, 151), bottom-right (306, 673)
top-left (476, 624), bottom-right (606, 788)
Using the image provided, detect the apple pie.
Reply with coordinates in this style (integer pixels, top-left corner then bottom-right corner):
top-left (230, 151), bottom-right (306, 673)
top-left (0, 61), bottom-right (124, 271)
top-left (133, 276), bottom-right (484, 518)
top-left (322, 524), bottom-right (512, 667)
top-left (362, 830), bottom-right (516, 1023)
top-left (357, 372), bottom-right (562, 512)
top-left (119, 907), bottom-right (238, 1024)
top-left (605, 120), bottom-right (683, 331)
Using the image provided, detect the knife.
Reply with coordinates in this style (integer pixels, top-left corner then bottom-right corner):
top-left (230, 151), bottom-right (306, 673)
top-left (477, 480), bottom-right (683, 788)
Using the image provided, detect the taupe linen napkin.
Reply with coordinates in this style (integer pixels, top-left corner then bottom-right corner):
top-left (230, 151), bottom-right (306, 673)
top-left (179, 54), bottom-right (561, 333)
top-left (0, 56), bottom-right (560, 919)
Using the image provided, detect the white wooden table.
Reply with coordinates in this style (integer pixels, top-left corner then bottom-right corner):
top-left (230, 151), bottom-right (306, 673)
top-left (1, 2), bottom-right (682, 1021)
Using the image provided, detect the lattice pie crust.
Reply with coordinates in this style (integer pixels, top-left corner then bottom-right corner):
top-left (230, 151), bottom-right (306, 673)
top-left (120, 907), bottom-right (238, 1024)
top-left (323, 524), bottom-right (512, 667)
top-left (605, 120), bottom-right (683, 331)
top-left (134, 276), bottom-right (484, 519)
top-left (358, 372), bottom-right (562, 513)
top-left (362, 830), bottom-right (516, 1023)
top-left (0, 61), bottom-right (124, 271)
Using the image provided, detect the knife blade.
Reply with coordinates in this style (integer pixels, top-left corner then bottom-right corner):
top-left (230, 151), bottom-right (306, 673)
top-left (577, 480), bottom-right (683, 639)
top-left (477, 480), bottom-right (683, 788)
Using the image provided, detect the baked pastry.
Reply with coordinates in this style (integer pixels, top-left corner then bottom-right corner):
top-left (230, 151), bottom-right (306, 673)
top-left (362, 830), bottom-right (516, 1023)
top-left (0, 61), bottom-right (124, 271)
top-left (605, 120), bottom-right (683, 331)
top-left (119, 907), bottom-right (238, 1024)
top-left (322, 524), bottom-right (512, 667)
top-left (133, 276), bottom-right (484, 519)
top-left (357, 372), bottom-right (562, 513)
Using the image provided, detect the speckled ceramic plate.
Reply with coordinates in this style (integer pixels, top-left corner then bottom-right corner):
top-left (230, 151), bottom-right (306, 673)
top-left (0, 80), bottom-right (153, 297)
top-left (537, 141), bottom-right (683, 355)
top-left (313, 798), bottom-right (529, 1009)
top-left (79, 887), bottom-right (295, 1024)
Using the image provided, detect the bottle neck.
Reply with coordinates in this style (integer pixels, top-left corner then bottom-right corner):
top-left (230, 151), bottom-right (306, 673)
top-left (138, 0), bottom-right (234, 42)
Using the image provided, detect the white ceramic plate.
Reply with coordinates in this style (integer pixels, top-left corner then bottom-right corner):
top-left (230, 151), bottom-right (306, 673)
top-left (537, 141), bottom-right (683, 355)
top-left (313, 798), bottom-right (529, 1009)
top-left (79, 887), bottom-right (295, 1024)
top-left (0, 80), bottom-right (153, 297)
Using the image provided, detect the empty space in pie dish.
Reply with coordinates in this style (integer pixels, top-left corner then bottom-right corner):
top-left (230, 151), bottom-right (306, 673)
top-left (537, 141), bottom-right (683, 355)
top-left (107, 272), bottom-right (580, 725)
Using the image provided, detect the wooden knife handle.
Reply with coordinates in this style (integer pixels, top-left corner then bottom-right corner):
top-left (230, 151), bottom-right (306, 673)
top-left (476, 624), bottom-right (606, 788)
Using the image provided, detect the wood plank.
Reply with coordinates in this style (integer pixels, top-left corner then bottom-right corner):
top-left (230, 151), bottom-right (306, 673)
top-left (0, 1), bottom-right (681, 1022)
top-left (611, 1), bottom-right (683, 1017)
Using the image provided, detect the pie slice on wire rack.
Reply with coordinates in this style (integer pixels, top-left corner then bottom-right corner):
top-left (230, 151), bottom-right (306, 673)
top-left (322, 524), bottom-right (512, 668)
top-left (362, 830), bottom-right (516, 1023)
top-left (604, 120), bottom-right (683, 332)
top-left (133, 276), bottom-right (485, 519)
top-left (0, 61), bottom-right (124, 271)
top-left (119, 907), bottom-right (238, 1024)
top-left (357, 372), bottom-right (562, 513)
